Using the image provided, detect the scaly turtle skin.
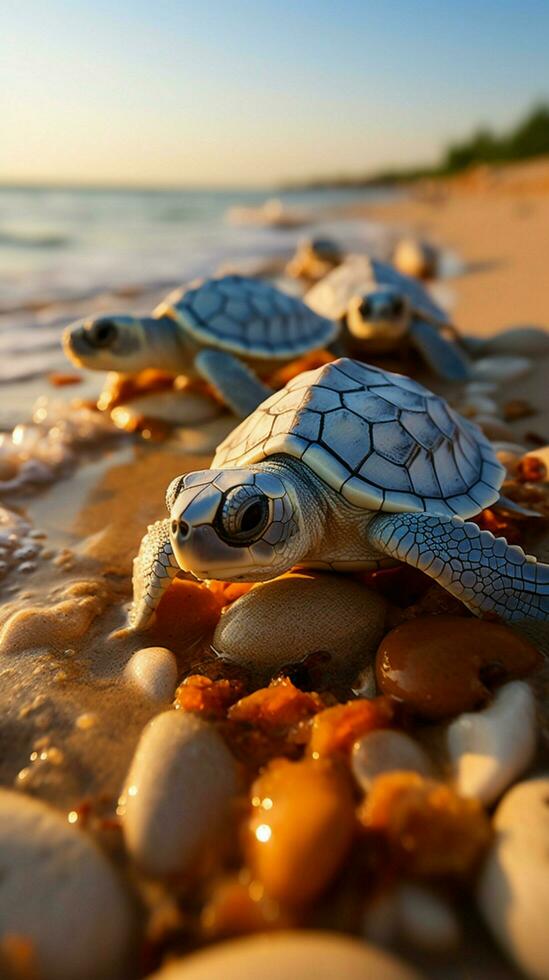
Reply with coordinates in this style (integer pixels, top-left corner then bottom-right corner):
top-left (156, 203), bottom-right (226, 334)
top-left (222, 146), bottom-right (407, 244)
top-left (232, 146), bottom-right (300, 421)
top-left (305, 256), bottom-right (471, 382)
top-left (63, 275), bottom-right (338, 418)
top-left (131, 358), bottom-right (549, 629)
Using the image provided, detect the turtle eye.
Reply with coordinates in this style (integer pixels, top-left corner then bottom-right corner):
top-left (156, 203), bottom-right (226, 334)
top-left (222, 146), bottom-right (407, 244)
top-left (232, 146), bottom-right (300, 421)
top-left (391, 295), bottom-right (405, 317)
top-left (218, 486), bottom-right (270, 544)
top-left (91, 320), bottom-right (117, 347)
top-left (358, 297), bottom-right (372, 320)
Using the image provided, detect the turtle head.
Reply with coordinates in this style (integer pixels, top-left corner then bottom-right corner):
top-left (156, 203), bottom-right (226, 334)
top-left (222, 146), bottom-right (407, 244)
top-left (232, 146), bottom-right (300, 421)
top-left (63, 314), bottom-right (155, 373)
top-left (346, 286), bottom-right (411, 344)
top-left (165, 466), bottom-right (308, 583)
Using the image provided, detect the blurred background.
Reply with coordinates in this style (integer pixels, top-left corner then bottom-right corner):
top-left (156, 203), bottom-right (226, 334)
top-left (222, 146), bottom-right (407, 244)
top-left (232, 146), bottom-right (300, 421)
top-left (1, 0), bottom-right (548, 380)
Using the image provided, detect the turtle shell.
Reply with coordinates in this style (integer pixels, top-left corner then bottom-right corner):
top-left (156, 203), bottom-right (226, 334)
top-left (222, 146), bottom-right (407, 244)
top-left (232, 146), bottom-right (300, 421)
top-left (154, 275), bottom-right (338, 360)
top-left (213, 358), bottom-right (504, 518)
top-left (305, 255), bottom-right (448, 324)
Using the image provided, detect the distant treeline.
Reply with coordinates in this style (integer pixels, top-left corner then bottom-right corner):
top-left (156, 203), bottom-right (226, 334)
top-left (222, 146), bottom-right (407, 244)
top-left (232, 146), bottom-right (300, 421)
top-left (287, 104), bottom-right (549, 190)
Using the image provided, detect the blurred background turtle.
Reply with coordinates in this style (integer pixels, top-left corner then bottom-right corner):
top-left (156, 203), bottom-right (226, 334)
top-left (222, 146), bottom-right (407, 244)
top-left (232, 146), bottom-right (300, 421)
top-left (306, 255), bottom-right (471, 382)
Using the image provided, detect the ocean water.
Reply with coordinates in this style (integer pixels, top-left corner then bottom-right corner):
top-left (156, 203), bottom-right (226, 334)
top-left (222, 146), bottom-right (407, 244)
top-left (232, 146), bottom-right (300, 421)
top-left (0, 184), bottom-right (397, 388)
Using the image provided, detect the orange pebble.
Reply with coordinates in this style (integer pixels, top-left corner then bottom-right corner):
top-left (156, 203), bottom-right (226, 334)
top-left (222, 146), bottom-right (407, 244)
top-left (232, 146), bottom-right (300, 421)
top-left (267, 350), bottom-right (334, 389)
top-left (48, 372), bottom-right (82, 387)
top-left (360, 771), bottom-right (492, 877)
top-left (229, 677), bottom-right (324, 734)
top-left (517, 454), bottom-right (547, 483)
top-left (247, 757), bottom-right (355, 905)
top-left (152, 579), bottom-right (223, 649)
top-left (175, 674), bottom-right (246, 719)
top-left (207, 581), bottom-right (256, 605)
top-left (376, 615), bottom-right (540, 721)
top-left (201, 876), bottom-right (292, 939)
top-left (307, 697), bottom-right (394, 759)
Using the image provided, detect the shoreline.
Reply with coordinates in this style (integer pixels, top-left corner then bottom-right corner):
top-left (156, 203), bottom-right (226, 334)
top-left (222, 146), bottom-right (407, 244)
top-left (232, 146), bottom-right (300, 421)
top-left (355, 162), bottom-right (549, 336)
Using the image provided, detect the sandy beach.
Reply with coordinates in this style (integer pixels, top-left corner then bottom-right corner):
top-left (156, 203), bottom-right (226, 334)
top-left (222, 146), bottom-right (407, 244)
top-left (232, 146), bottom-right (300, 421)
top-left (362, 159), bottom-right (549, 335)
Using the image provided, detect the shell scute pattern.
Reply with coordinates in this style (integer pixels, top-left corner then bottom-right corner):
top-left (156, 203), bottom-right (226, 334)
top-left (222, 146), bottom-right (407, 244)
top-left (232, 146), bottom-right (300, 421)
top-left (174, 274), bottom-right (336, 359)
top-left (321, 408), bottom-right (372, 469)
top-left (213, 359), bottom-right (504, 518)
top-left (372, 421), bottom-right (417, 466)
top-left (343, 392), bottom-right (398, 422)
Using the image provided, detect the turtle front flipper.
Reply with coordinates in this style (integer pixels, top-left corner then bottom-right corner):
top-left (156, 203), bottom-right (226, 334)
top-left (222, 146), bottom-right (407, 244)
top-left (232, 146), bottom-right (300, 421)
top-left (195, 349), bottom-right (272, 418)
top-left (409, 319), bottom-right (471, 382)
top-left (130, 519), bottom-right (181, 629)
top-left (366, 511), bottom-right (549, 622)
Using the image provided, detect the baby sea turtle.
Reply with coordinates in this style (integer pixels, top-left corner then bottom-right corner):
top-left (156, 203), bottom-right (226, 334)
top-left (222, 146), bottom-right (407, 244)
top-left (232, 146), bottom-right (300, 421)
top-left (63, 275), bottom-right (338, 418)
top-left (131, 358), bottom-right (549, 629)
top-left (305, 256), bottom-right (470, 382)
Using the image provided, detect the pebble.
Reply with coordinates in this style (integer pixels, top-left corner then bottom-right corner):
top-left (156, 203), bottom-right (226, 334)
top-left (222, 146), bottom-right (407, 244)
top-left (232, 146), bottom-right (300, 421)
top-left (396, 883), bottom-right (461, 953)
top-left (478, 777), bottom-right (549, 980)
top-left (478, 326), bottom-right (549, 356)
top-left (147, 931), bottom-right (422, 979)
top-left (473, 415), bottom-right (516, 442)
top-left (376, 616), bottom-right (539, 720)
top-left (471, 355), bottom-right (531, 384)
top-left (495, 443), bottom-right (528, 477)
top-left (459, 395), bottom-right (499, 418)
top-left (447, 680), bottom-right (537, 806)
top-left (464, 381), bottom-right (498, 397)
top-left (246, 757), bottom-right (355, 905)
top-left (213, 572), bottom-right (387, 681)
top-left (352, 729), bottom-right (433, 792)
top-left (124, 646), bottom-right (178, 703)
top-left (518, 446), bottom-right (549, 483)
top-left (121, 710), bottom-right (238, 875)
top-left (0, 788), bottom-right (132, 980)
top-left (110, 388), bottom-right (221, 428)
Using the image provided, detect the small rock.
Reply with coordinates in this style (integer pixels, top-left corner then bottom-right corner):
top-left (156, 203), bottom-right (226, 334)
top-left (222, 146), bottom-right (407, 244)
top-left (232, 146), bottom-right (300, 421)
top-left (147, 931), bottom-right (421, 979)
top-left (447, 681), bottom-right (537, 806)
top-left (124, 646), bottom-right (178, 703)
top-left (121, 710), bottom-right (237, 875)
top-left (111, 388), bottom-right (221, 428)
top-left (478, 327), bottom-right (549, 356)
top-left (471, 355), bottom-right (531, 384)
top-left (518, 447), bottom-right (549, 483)
top-left (478, 777), bottom-right (549, 980)
top-left (213, 573), bottom-right (387, 681)
top-left (0, 789), bottom-right (132, 980)
top-left (474, 415), bottom-right (516, 442)
top-left (495, 443), bottom-right (528, 477)
top-left (396, 883), bottom-right (461, 953)
top-left (459, 396), bottom-right (499, 418)
top-left (362, 890), bottom-right (400, 946)
top-left (352, 729), bottom-right (433, 792)
top-left (376, 616), bottom-right (539, 720)
top-left (503, 398), bottom-right (536, 422)
top-left (246, 757), bottom-right (355, 906)
top-left (464, 381), bottom-right (498, 397)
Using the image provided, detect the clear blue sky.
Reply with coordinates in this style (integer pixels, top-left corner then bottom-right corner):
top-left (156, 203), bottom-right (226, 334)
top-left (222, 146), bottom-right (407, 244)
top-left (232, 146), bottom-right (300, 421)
top-left (3, 0), bottom-right (548, 187)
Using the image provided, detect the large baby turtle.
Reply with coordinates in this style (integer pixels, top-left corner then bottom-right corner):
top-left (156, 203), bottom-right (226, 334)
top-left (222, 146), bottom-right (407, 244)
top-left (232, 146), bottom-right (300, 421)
top-left (305, 256), bottom-right (470, 382)
top-left (64, 275), bottom-right (338, 418)
top-left (131, 358), bottom-right (549, 629)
